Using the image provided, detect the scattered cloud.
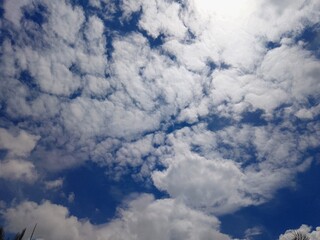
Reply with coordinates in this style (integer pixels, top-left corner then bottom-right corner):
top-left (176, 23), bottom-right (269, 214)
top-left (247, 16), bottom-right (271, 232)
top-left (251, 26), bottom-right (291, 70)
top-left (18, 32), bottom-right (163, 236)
top-left (0, 128), bottom-right (39, 182)
top-left (4, 200), bottom-right (95, 240)
top-left (0, 128), bottom-right (39, 158)
top-left (0, 159), bottom-right (38, 183)
top-left (44, 178), bottom-right (64, 190)
top-left (244, 226), bottom-right (263, 239)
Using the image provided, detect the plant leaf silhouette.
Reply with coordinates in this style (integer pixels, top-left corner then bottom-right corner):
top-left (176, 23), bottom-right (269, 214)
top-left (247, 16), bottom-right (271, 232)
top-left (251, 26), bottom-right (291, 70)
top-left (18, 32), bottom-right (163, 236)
top-left (290, 231), bottom-right (310, 240)
top-left (13, 228), bottom-right (26, 240)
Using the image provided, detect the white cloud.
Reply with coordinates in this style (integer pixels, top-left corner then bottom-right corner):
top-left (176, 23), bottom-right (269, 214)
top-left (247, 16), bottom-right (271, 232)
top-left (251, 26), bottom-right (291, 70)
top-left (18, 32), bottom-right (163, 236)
top-left (2, 0), bottom-right (318, 170)
top-left (121, 0), bottom-right (187, 39)
top-left (295, 108), bottom-right (315, 120)
top-left (99, 194), bottom-right (231, 240)
top-left (4, 200), bottom-right (95, 240)
top-left (89, 0), bottom-right (101, 8)
top-left (0, 128), bottom-right (39, 183)
top-left (46, 1), bottom-right (85, 43)
top-left (44, 178), bottom-right (64, 190)
top-left (138, 0), bottom-right (187, 39)
top-left (3, 0), bottom-right (32, 27)
top-left (1, 0), bottom-right (320, 227)
top-left (150, 126), bottom-right (252, 214)
top-left (150, 122), bottom-right (319, 214)
top-left (79, 15), bottom-right (107, 74)
top-left (0, 128), bottom-right (39, 158)
top-left (3, 195), bottom-right (232, 240)
top-left (152, 152), bottom-right (253, 215)
top-left (258, 43), bottom-right (320, 102)
top-left (0, 159), bottom-right (38, 183)
top-left (244, 226), bottom-right (263, 239)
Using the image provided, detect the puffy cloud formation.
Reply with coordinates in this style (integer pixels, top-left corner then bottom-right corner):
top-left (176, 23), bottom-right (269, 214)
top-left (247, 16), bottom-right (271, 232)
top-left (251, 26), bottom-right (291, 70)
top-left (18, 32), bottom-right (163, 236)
top-left (152, 144), bottom-right (251, 214)
top-left (0, 128), bottom-right (39, 182)
top-left (0, 159), bottom-right (38, 182)
top-left (3, 194), bottom-right (231, 240)
top-left (152, 122), bottom-right (315, 214)
top-left (0, 128), bottom-right (39, 158)
top-left (1, 0), bottom-right (320, 238)
top-left (4, 200), bottom-right (95, 240)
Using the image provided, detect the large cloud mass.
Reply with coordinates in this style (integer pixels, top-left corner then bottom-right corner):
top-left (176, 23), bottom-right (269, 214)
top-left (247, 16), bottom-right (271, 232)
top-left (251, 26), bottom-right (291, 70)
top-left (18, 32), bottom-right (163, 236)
top-left (0, 0), bottom-right (320, 238)
top-left (3, 194), bottom-right (231, 240)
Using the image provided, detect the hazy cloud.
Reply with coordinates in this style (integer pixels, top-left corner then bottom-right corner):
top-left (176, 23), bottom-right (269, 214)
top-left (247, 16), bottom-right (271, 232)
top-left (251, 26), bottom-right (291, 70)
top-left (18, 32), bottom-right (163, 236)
top-left (44, 178), bottom-right (64, 190)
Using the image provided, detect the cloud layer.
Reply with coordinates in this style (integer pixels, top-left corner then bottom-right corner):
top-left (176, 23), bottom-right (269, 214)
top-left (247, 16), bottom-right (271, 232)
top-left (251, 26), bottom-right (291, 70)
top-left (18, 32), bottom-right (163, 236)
top-left (1, 0), bottom-right (320, 238)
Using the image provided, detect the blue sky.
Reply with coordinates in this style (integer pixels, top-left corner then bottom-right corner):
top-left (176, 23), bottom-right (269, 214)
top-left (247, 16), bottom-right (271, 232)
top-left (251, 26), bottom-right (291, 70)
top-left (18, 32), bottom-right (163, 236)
top-left (0, 0), bottom-right (320, 239)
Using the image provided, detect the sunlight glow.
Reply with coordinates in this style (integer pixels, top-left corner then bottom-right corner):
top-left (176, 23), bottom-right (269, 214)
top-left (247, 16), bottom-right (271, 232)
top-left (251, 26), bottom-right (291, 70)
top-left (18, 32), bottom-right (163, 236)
top-left (193, 0), bottom-right (256, 20)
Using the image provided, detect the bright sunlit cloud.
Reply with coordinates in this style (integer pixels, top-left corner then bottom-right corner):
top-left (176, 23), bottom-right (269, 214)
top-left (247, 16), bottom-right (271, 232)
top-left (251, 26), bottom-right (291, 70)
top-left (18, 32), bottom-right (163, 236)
top-left (192, 0), bottom-right (257, 20)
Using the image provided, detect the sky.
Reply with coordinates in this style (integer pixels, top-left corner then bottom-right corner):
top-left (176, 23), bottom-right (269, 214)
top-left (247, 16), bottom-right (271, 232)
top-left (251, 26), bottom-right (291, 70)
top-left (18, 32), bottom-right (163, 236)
top-left (0, 0), bottom-right (320, 239)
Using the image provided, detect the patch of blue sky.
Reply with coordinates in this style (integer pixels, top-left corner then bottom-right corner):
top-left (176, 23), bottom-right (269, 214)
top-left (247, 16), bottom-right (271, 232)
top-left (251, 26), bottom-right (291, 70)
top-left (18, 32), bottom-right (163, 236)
top-left (0, 161), bottom-right (167, 226)
top-left (18, 70), bottom-right (38, 90)
top-left (68, 89), bottom-right (83, 100)
top-left (0, 108), bottom-right (27, 127)
top-left (240, 109), bottom-right (268, 127)
top-left (165, 120), bottom-right (195, 134)
top-left (206, 114), bottom-right (234, 131)
top-left (72, 0), bottom-right (169, 52)
top-left (204, 61), bottom-right (231, 77)
top-left (0, 149), bottom-right (8, 159)
top-left (60, 161), bottom-right (167, 224)
top-left (22, 3), bottom-right (48, 26)
top-left (0, 178), bottom-right (46, 209)
top-left (0, 4), bottom-right (4, 19)
top-left (295, 23), bottom-right (320, 57)
top-left (265, 23), bottom-right (320, 55)
top-left (265, 41), bottom-right (281, 50)
top-left (140, 30), bottom-right (165, 48)
top-left (0, 23), bottom-right (13, 46)
top-left (164, 112), bottom-right (235, 137)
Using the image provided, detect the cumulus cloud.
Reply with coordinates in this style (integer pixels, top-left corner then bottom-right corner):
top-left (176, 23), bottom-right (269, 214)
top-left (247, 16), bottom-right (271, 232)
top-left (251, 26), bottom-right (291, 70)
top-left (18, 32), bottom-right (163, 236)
top-left (4, 200), bottom-right (95, 240)
top-left (152, 149), bottom-right (252, 214)
top-left (0, 128), bottom-right (39, 158)
top-left (1, 0), bottom-right (320, 230)
top-left (3, 195), bottom-right (232, 240)
top-left (3, 0), bottom-right (31, 27)
top-left (0, 128), bottom-right (39, 182)
top-left (148, 121), bottom-right (319, 214)
top-left (0, 159), bottom-right (38, 182)
top-left (258, 42), bottom-right (320, 102)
